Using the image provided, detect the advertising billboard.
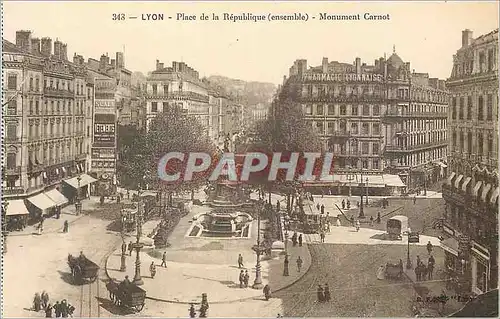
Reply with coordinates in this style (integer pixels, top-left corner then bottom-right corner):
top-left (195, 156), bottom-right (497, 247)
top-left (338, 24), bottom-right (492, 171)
top-left (94, 113), bottom-right (116, 147)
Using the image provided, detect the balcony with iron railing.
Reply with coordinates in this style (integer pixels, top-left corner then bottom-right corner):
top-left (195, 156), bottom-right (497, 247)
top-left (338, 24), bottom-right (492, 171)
top-left (145, 91), bottom-right (210, 103)
top-left (4, 166), bottom-right (21, 176)
top-left (44, 87), bottom-right (74, 98)
top-left (298, 93), bottom-right (384, 103)
top-left (384, 141), bottom-right (448, 153)
top-left (382, 110), bottom-right (447, 121)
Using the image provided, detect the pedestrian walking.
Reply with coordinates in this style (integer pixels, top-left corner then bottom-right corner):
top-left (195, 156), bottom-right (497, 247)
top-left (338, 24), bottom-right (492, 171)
top-left (376, 212), bottom-right (381, 223)
top-left (298, 233), bottom-right (303, 247)
top-left (320, 232), bottom-right (325, 243)
top-left (239, 270), bottom-right (245, 288)
top-left (346, 200), bottom-right (351, 209)
top-left (121, 241), bottom-right (127, 255)
top-left (54, 301), bottom-right (61, 318)
top-left (350, 215), bottom-right (355, 226)
top-left (292, 232), bottom-right (298, 247)
top-left (276, 200), bottom-right (280, 212)
top-left (189, 304), bottom-right (196, 318)
top-left (150, 262), bottom-right (156, 278)
top-left (283, 254), bottom-right (289, 276)
top-left (320, 204), bottom-right (325, 214)
top-left (238, 253), bottom-right (244, 268)
top-left (413, 196), bottom-right (417, 205)
top-left (316, 203), bottom-right (320, 211)
top-left (161, 251), bottom-right (167, 267)
top-left (317, 285), bottom-right (325, 302)
top-left (427, 261), bottom-right (434, 280)
top-left (416, 255), bottom-right (421, 267)
top-left (296, 256), bottom-right (303, 272)
top-left (355, 220), bottom-right (360, 232)
top-left (45, 304), bottom-right (53, 318)
top-left (41, 291), bottom-right (50, 310)
top-left (415, 264), bottom-right (421, 281)
top-left (342, 199), bottom-right (346, 210)
top-left (370, 216), bottom-right (374, 227)
top-left (63, 220), bottom-right (69, 233)
top-left (244, 270), bottom-right (250, 287)
top-left (127, 190), bottom-right (130, 199)
top-left (128, 241), bottom-right (133, 256)
top-left (426, 241), bottom-right (433, 255)
top-left (324, 283), bottom-right (331, 301)
top-left (33, 293), bottom-right (42, 312)
top-left (263, 284), bottom-right (271, 301)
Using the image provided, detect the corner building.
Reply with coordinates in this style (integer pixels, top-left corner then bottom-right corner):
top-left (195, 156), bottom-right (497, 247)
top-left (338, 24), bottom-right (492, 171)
top-left (280, 52), bottom-right (448, 195)
top-left (2, 30), bottom-right (95, 225)
top-left (441, 29), bottom-right (499, 295)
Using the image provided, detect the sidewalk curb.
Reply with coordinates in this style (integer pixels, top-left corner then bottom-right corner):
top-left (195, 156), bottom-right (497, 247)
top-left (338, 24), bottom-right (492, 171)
top-left (104, 243), bottom-right (313, 305)
top-left (8, 214), bottom-right (86, 237)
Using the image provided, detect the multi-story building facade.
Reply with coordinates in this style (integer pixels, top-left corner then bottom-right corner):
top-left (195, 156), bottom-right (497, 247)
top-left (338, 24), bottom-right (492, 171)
top-left (382, 50), bottom-right (449, 191)
top-left (279, 54), bottom-right (448, 195)
top-left (79, 52), bottom-right (132, 196)
top-left (2, 30), bottom-right (96, 224)
top-left (144, 60), bottom-right (245, 149)
top-left (441, 29), bottom-right (498, 295)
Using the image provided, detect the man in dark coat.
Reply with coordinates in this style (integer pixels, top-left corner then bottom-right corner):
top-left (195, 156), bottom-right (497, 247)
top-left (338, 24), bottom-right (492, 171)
top-left (161, 251), bottom-right (167, 267)
top-left (298, 234), bottom-right (303, 247)
top-left (276, 200), bottom-right (280, 212)
top-left (239, 270), bottom-right (245, 288)
top-left (426, 241), bottom-right (433, 255)
top-left (317, 285), bottom-right (325, 302)
top-left (320, 204), bottom-right (325, 214)
top-left (283, 254), bottom-right (289, 276)
top-left (244, 270), bottom-right (250, 288)
top-left (292, 232), bottom-right (298, 247)
top-left (54, 301), bottom-right (61, 318)
top-left (342, 199), bottom-right (346, 210)
top-left (238, 254), bottom-right (244, 268)
top-left (45, 304), bottom-right (53, 318)
top-left (128, 241), bottom-right (133, 256)
top-left (324, 283), bottom-right (331, 301)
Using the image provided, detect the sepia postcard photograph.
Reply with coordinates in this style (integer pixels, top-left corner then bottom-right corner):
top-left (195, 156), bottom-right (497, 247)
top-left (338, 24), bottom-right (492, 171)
top-left (1, 1), bottom-right (499, 318)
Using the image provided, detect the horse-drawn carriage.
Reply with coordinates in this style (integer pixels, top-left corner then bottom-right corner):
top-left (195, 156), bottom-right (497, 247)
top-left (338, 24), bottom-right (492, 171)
top-left (106, 281), bottom-right (146, 312)
top-left (67, 254), bottom-right (99, 283)
top-left (385, 261), bottom-right (404, 280)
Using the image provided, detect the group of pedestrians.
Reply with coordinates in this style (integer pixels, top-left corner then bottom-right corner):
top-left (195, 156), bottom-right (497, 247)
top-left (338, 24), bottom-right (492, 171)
top-left (238, 270), bottom-right (251, 288)
top-left (414, 242), bottom-right (436, 281)
top-left (291, 232), bottom-right (303, 247)
top-left (33, 291), bottom-right (74, 318)
top-left (148, 251), bottom-right (168, 278)
top-left (316, 283), bottom-right (331, 302)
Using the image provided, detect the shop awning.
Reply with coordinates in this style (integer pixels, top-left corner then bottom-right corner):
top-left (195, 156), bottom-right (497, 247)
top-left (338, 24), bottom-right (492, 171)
top-left (27, 193), bottom-right (57, 211)
top-left (441, 237), bottom-right (459, 256)
top-left (454, 175), bottom-right (464, 189)
top-left (6, 200), bottom-right (29, 216)
top-left (490, 187), bottom-right (499, 204)
top-left (437, 161), bottom-right (448, 168)
top-left (481, 184), bottom-right (492, 202)
top-left (473, 181), bottom-right (483, 197)
top-left (461, 177), bottom-right (472, 192)
top-left (64, 174), bottom-right (97, 189)
top-left (383, 174), bottom-right (406, 187)
top-left (446, 172), bottom-right (456, 185)
top-left (140, 191), bottom-right (157, 197)
top-left (45, 189), bottom-right (69, 206)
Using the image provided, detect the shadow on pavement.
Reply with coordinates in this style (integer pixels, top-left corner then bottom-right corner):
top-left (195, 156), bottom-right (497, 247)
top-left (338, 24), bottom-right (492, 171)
top-left (95, 297), bottom-right (135, 316)
top-left (58, 270), bottom-right (77, 285)
top-left (370, 233), bottom-right (404, 241)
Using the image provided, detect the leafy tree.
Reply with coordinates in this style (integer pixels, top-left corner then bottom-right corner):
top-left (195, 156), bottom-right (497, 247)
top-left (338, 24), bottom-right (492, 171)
top-left (243, 98), bottom-right (323, 208)
top-left (119, 107), bottom-right (217, 202)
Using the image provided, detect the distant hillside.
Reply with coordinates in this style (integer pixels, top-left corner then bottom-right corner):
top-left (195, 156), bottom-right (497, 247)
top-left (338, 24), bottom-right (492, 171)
top-left (206, 75), bottom-right (277, 106)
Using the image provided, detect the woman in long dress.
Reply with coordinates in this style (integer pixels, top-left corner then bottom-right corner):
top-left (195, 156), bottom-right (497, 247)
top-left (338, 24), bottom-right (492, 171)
top-left (377, 265), bottom-right (386, 280)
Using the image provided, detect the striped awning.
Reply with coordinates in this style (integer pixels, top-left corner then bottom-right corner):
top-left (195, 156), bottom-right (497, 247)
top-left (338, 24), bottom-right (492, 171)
top-left (454, 175), bottom-right (464, 189)
top-left (441, 237), bottom-right (459, 256)
top-left (490, 187), bottom-right (499, 204)
top-left (64, 174), bottom-right (97, 189)
top-left (446, 172), bottom-right (456, 185)
top-left (45, 189), bottom-right (69, 206)
top-left (461, 177), bottom-right (472, 192)
top-left (481, 184), bottom-right (492, 202)
top-left (473, 181), bottom-right (483, 197)
top-left (27, 193), bottom-right (57, 211)
top-left (6, 200), bottom-right (29, 216)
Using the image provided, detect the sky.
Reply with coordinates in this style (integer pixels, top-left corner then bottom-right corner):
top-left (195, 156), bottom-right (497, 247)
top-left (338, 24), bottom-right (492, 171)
top-left (2, 1), bottom-right (499, 85)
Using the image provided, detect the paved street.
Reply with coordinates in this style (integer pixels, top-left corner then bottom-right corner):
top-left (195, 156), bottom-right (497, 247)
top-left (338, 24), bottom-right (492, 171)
top-left (2, 198), bottom-right (123, 318)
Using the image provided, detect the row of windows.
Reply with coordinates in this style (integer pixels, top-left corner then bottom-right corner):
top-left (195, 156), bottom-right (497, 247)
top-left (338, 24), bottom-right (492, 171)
top-left (334, 158), bottom-right (381, 170)
top-left (304, 103), bottom-right (381, 116)
top-left (409, 88), bottom-right (448, 104)
top-left (453, 48), bottom-right (496, 77)
top-left (5, 97), bottom-right (87, 116)
top-left (7, 74), bottom-right (90, 97)
top-left (394, 149), bottom-right (446, 167)
top-left (398, 132), bottom-right (447, 146)
top-left (328, 141), bottom-right (381, 155)
top-left (6, 121), bottom-right (87, 141)
top-left (451, 131), bottom-right (495, 156)
top-left (451, 94), bottom-right (496, 121)
top-left (5, 142), bottom-right (85, 169)
top-left (314, 121), bottom-right (381, 136)
top-left (401, 119), bottom-right (447, 132)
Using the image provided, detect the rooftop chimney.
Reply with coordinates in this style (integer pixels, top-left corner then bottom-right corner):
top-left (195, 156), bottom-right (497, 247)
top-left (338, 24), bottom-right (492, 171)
top-left (16, 30), bottom-right (32, 53)
top-left (31, 38), bottom-right (41, 54)
top-left (355, 57), bottom-right (361, 74)
top-left (40, 37), bottom-right (52, 56)
top-left (322, 57), bottom-right (328, 73)
top-left (462, 29), bottom-right (473, 47)
top-left (61, 44), bottom-right (68, 61)
top-left (54, 40), bottom-right (63, 59)
top-left (172, 61), bottom-right (179, 72)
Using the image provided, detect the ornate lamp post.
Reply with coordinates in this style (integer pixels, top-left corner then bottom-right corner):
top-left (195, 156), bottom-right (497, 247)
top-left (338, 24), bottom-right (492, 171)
top-left (252, 199), bottom-right (265, 289)
top-left (365, 177), bottom-right (369, 205)
top-left (75, 175), bottom-right (82, 215)
top-left (132, 188), bottom-right (144, 285)
top-left (120, 207), bottom-right (127, 272)
top-left (2, 201), bottom-right (9, 254)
